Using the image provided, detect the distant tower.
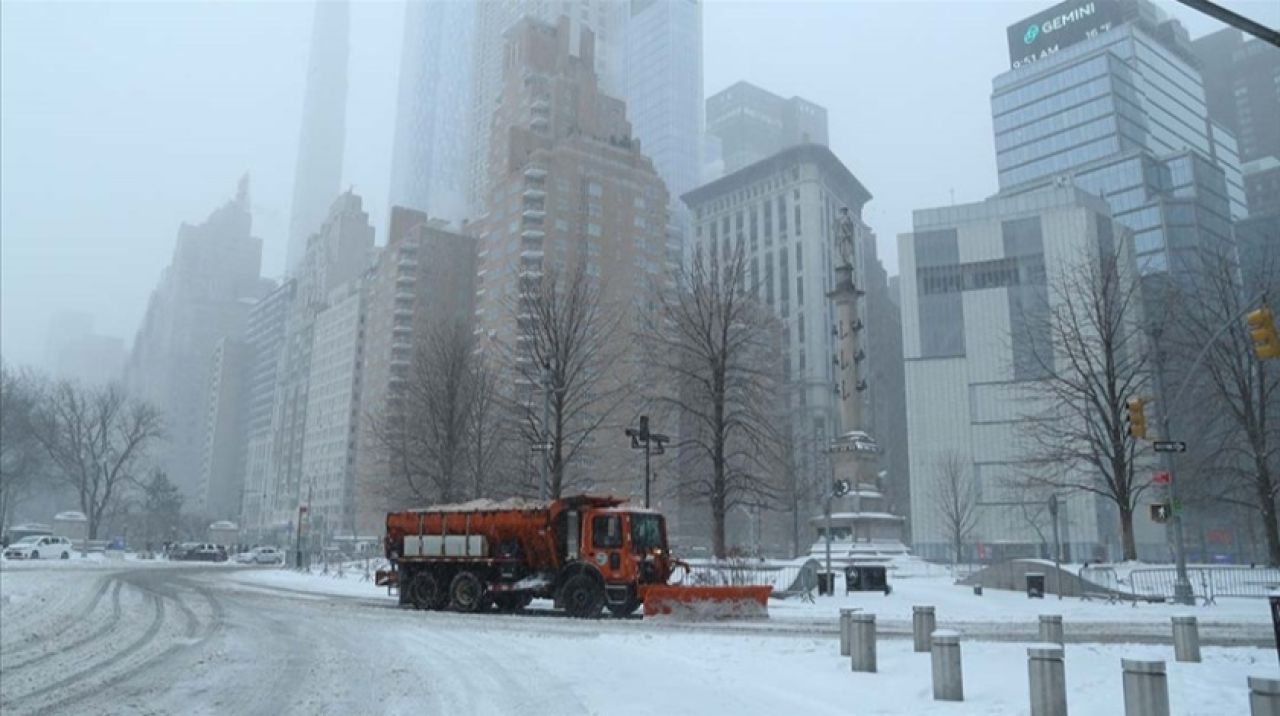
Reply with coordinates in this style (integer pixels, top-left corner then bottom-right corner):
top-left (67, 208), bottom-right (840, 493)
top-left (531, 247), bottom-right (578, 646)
top-left (286, 0), bottom-right (349, 274)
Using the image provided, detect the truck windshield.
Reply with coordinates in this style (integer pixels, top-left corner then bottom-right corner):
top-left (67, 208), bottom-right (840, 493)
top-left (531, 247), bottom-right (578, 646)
top-left (630, 514), bottom-right (665, 553)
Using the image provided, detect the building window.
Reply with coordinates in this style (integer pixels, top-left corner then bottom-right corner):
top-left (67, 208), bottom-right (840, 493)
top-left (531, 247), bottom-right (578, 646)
top-left (750, 207), bottom-right (759, 250)
top-left (778, 196), bottom-right (787, 233)
top-left (795, 204), bottom-right (802, 235)
top-left (797, 276), bottom-right (804, 305)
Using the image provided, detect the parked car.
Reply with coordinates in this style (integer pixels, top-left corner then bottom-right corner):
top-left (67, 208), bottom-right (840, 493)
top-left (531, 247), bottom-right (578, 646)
top-left (250, 546), bottom-right (284, 564)
top-left (233, 550), bottom-right (256, 564)
top-left (175, 543), bottom-right (227, 562)
top-left (3, 535), bottom-right (74, 560)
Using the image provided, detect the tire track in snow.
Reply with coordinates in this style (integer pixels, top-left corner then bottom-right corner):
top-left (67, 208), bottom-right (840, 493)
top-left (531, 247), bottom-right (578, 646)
top-left (1, 578), bottom-right (124, 672)
top-left (1, 584), bottom-right (166, 714)
top-left (0, 572), bottom-right (114, 659)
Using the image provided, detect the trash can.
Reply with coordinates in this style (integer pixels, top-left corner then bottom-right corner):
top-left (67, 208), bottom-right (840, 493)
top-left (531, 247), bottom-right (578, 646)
top-left (818, 572), bottom-right (835, 595)
top-left (845, 565), bottom-right (892, 595)
top-left (1026, 572), bottom-right (1045, 599)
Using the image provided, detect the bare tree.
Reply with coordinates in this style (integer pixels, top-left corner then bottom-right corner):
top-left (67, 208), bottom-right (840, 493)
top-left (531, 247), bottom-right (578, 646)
top-left (463, 349), bottom-right (515, 500)
top-left (1016, 242), bottom-right (1150, 560)
top-left (0, 361), bottom-right (46, 533)
top-left (369, 320), bottom-right (478, 506)
top-left (640, 246), bottom-right (782, 558)
top-left (933, 451), bottom-right (978, 566)
top-left (1169, 248), bottom-right (1280, 565)
top-left (30, 381), bottom-right (164, 539)
top-left (512, 262), bottom-right (630, 498)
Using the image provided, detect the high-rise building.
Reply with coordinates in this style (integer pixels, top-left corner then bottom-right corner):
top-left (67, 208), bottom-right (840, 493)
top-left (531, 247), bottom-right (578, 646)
top-left (262, 191), bottom-right (373, 531)
top-left (355, 207), bottom-right (477, 533)
top-left (198, 337), bottom-right (251, 521)
top-left (390, 1), bottom-right (628, 223)
top-left (899, 185), bottom-right (1157, 561)
top-left (993, 0), bottom-right (1246, 280)
top-left (623, 0), bottom-right (703, 268)
top-left (681, 144), bottom-right (909, 531)
top-left (472, 16), bottom-right (669, 496)
top-left (300, 280), bottom-right (366, 540)
top-left (1192, 27), bottom-right (1280, 165)
top-left (239, 281), bottom-right (292, 538)
top-left (388, 1), bottom-right (476, 223)
top-left (125, 177), bottom-right (268, 507)
top-left (705, 81), bottom-right (828, 174)
top-left (1244, 157), bottom-right (1280, 216)
top-left (42, 311), bottom-right (125, 387)
top-left (286, 0), bottom-right (349, 273)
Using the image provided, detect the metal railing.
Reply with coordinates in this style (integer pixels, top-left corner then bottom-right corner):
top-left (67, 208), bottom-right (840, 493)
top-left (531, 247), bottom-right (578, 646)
top-left (1126, 566), bottom-right (1280, 602)
top-left (672, 559), bottom-right (818, 596)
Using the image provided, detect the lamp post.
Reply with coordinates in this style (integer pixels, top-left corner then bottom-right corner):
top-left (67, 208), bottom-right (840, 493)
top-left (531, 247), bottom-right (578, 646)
top-left (625, 415), bottom-right (669, 508)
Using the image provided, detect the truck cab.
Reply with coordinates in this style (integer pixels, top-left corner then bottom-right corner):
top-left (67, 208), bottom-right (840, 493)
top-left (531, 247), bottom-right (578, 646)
top-left (575, 508), bottom-right (672, 615)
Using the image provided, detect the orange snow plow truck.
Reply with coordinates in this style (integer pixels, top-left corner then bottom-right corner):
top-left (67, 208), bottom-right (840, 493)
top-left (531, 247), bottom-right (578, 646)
top-left (377, 495), bottom-right (770, 619)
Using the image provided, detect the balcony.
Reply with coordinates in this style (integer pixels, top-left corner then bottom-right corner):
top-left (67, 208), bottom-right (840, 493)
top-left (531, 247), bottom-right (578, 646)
top-left (523, 188), bottom-right (546, 201)
top-left (523, 166), bottom-right (547, 180)
top-left (522, 209), bottom-right (546, 222)
top-left (521, 228), bottom-right (545, 240)
top-left (520, 250), bottom-right (544, 262)
top-left (531, 116), bottom-right (549, 131)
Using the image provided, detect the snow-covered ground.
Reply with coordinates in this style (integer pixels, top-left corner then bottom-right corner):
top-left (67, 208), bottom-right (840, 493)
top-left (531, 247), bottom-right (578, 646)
top-left (2, 561), bottom-right (1275, 715)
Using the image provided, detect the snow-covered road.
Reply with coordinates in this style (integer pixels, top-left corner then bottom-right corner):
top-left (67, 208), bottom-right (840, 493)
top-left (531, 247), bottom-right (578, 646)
top-left (1, 563), bottom-right (1274, 715)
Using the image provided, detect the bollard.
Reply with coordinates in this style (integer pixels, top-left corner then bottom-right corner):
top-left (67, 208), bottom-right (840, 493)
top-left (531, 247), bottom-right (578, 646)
top-left (1028, 645), bottom-right (1068, 716)
top-left (1171, 616), bottom-right (1201, 663)
top-left (839, 608), bottom-right (856, 657)
top-left (931, 630), bottom-right (964, 701)
top-left (1039, 614), bottom-right (1064, 645)
top-left (1249, 676), bottom-right (1280, 716)
top-left (913, 606), bottom-right (936, 653)
top-left (1122, 659), bottom-right (1169, 716)
top-left (849, 613), bottom-right (877, 673)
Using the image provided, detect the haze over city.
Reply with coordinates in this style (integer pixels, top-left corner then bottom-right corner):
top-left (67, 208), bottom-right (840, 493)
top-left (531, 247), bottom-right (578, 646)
top-left (2, 0), bottom-right (1275, 367)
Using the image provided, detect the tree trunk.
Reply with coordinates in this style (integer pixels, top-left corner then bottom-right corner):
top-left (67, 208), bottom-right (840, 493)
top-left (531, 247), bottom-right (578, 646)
top-left (1256, 473), bottom-right (1280, 567)
top-left (711, 495), bottom-right (726, 559)
top-left (1118, 505), bottom-right (1137, 561)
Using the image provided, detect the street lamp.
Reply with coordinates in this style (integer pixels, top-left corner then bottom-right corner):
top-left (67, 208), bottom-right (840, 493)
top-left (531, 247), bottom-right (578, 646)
top-left (624, 415), bottom-right (669, 508)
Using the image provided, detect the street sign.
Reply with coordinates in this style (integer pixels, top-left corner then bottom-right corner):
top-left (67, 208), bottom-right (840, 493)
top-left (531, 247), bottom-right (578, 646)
top-left (1149, 503), bottom-right (1170, 524)
top-left (1152, 471), bottom-right (1171, 486)
top-left (1153, 441), bottom-right (1187, 453)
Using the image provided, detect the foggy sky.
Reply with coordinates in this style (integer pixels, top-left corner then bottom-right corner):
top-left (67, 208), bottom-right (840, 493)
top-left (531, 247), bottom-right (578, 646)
top-left (2, 0), bottom-right (1277, 370)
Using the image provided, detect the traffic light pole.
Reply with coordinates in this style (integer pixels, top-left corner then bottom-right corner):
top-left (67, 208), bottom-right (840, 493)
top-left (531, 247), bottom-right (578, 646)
top-left (1150, 329), bottom-right (1194, 606)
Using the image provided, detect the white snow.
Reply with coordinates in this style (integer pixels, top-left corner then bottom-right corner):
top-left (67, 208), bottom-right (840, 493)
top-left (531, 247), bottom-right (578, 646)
top-left (3, 561), bottom-right (1276, 715)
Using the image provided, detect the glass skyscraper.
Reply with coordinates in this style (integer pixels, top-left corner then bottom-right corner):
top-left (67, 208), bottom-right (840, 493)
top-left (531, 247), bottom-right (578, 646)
top-left (624, 0), bottom-right (703, 270)
top-left (991, 0), bottom-right (1245, 278)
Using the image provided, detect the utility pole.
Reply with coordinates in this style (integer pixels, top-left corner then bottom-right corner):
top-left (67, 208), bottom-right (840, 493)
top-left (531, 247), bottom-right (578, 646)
top-left (540, 362), bottom-right (552, 501)
top-left (1149, 328), bottom-right (1195, 605)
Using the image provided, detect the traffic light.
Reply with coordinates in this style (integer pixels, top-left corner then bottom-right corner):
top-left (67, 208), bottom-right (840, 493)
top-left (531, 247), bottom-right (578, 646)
top-left (1246, 306), bottom-right (1280, 360)
top-left (1126, 398), bottom-right (1147, 439)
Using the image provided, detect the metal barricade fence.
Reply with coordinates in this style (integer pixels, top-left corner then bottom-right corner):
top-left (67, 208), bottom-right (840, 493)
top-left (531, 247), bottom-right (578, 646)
top-left (1126, 566), bottom-right (1280, 600)
top-left (672, 560), bottom-right (809, 594)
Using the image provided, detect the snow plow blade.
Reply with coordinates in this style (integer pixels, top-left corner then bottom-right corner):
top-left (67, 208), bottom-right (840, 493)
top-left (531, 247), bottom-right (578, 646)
top-left (642, 585), bottom-right (772, 619)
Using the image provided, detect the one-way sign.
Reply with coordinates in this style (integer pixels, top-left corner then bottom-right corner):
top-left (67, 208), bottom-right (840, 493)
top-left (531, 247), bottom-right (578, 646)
top-left (1153, 441), bottom-right (1187, 453)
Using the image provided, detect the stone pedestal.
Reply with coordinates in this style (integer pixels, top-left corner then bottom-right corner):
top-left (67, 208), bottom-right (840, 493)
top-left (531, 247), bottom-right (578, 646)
top-left (1028, 645), bottom-right (1067, 716)
top-left (931, 630), bottom-right (964, 701)
top-left (849, 613), bottom-right (876, 673)
top-left (913, 606), bottom-right (936, 652)
top-left (1122, 659), bottom-right (1169, 716)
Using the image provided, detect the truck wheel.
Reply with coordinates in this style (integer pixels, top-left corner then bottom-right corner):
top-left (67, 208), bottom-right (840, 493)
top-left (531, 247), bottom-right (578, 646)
top-left (411, 572), bottom-right (443, 611)
top-left (561, 574), bottom-right (604, 619)
top-left (449, 571), bottom-right (484, 613)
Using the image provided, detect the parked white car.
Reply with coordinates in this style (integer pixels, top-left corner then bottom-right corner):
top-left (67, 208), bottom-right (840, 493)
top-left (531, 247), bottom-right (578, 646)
top-left (250, 546), bottom-right (284, 565)
top-left (3, 535), bottom-right (74, 560)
